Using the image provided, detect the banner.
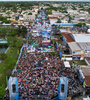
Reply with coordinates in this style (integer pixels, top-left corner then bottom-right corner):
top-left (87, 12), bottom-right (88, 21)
top-left (72, 55), bottom-right (81, 60)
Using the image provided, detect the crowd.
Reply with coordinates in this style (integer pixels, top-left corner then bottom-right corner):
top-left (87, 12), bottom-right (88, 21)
top-left (15, 51), bottom-right (84, 99)
top-left (16, 53), bottom-right (62, 99)
top-left (28, 34), bottom-right (42, 45)
top-left (12, 11), bottom-right (84, 100)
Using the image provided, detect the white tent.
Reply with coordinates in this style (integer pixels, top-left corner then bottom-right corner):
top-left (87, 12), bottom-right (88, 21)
top-left (87, 29), bottom-right (90, 33)
top-left (64, 61), bottom-right (71, 68)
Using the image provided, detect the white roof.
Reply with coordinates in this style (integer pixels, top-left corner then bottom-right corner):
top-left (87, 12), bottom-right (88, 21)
top-left (68, 42), bottom-right (90, 51)
top-left (64, 61), bottom-right (71, 68)
top-left (73, 34), bottom-right (90, 42)
top-left (87, 29), bottom-right (90, 33)
top-left (68, 42), bottom-right (81, 51)
top-left (60, 29), bottom-right (67, 33)
top-left (78, 43), bottom-right (90, 51)
top-left (49, 19), bottom-right (58, 25)
top-left (62, 57), bottom-right (72, 61)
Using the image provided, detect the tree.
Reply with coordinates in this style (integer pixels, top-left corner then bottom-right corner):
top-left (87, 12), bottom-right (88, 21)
top-left (38, 10), bottom-right (40, 14)
top-left (16, 26), bottom-right (27, 38)
top-left (41, 8), bottom-right (43, 10)
top-left (0, 16), bottom-right (11, 24)
top-left (21, 26), bottom-right (27, 38)
top-left (28, 12), bottom-right (32, 15)
top-left (57, 19), bottom-right (61, 23)
top-left (77, 23), bottom-right (86, 27)
top-left (0, 53), bottom-right (7, 61)
top-left (47, 10), bottom-right (52, 15)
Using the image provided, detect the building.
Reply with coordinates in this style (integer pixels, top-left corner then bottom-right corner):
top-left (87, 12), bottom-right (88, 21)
top-left (62, 33), bottom-right (90, 58)
top-left (68, 42), bottom-right (90, 59)
top-left (23, 15), bottom-right (35, 23)
top-left (68, 42), bottom-right (84, 59)
top-left (62, 33), bottom-right (75, 45)
top-left (49, 19), bottom-right (58, 25)
top-left (72, 34), bottom-right (90, 43)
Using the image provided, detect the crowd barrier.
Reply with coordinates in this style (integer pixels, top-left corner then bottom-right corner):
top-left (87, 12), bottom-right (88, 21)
top-left (0, 24), bottom-right (29, 27)
top-left (12, 43), bottom-right (27, 74)
top-left (5, 47), bottom-right (9, 53)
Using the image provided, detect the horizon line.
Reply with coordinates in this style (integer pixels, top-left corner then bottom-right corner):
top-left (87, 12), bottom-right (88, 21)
top-left (0, 0), bottom-right (90, 2)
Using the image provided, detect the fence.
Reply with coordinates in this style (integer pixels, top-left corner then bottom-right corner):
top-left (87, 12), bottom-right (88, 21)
top-left (12, 43), bottom-right (26, 74)
top-left (5, 47), bottom-right (9, 53)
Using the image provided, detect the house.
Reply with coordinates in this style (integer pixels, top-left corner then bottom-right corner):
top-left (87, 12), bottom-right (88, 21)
top-left (67, 9), bottom-right (79, 15)
top-left (0, 39), bottom-right (8, 44)
top-left (72, 34), bottom-right (90, 43)
top-left (48, 15), bottom-right (58, 19)
top-left (23, 15), bottom-right (35, 23)
top-left (62, 33), bottom-right (90, 59)
top-left (49, 19), bottom-right (58, 25)
top-left (68, 42), bottom-right (90, 59)
top-left (68, 42), bottom-right (84, 60)
top-left (61, 19), bottom-right (68, 24)
top-left (62, 33), bottom-right (75, 45)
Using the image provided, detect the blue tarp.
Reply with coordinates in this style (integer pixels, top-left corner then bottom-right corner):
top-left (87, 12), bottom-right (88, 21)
top-left (36, 67), bottom-right (43, 69)
top-left (60, 24), bottom-right (77, 27)
top-left (53, 24), bottom-right (58, 26)
top-left (40, 31), bottom-right (51, 35)
top-left (43, 45), bottom-right (50, 47)
top-left (59, 51), bottom-right (62, 60)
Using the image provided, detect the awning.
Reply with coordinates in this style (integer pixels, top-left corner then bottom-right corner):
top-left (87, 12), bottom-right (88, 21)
top-left (30, 42), bottom-right (39, 46)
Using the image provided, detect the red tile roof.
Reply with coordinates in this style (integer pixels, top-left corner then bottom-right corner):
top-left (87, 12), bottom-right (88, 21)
top-left (85, 76), bottom-right (90, 87)
top-left (62, 33), bottom-right (75, 42)
top-left (85, 57), bottom-right (90, 61)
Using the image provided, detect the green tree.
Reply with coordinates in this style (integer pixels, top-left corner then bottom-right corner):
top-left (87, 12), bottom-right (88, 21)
top-left (77, 23), bottom-right (86, 27)
top-left (21, 26), bottom-right (27, 38)
top-left (38, 10), bottom-right (40, 14)
top-left (0, 53), bottom-right (7, 61)
top-left (57, 19), bottom-right (61, 23)
top-left (16, 26), bottom-right (27, 38)
top-left (28, 12), bottom-right (32, 15)
top-left (41, 8), bottom-right (43, 10)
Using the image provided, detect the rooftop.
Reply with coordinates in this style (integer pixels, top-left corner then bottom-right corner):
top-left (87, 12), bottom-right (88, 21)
top-left (62, 33), bottom-right (75, 42)
top-left (78, 43), bottom-right (90, 51)
top-left (60, 29), bottom-right (71, 33)
top-left (0, 40), bottom-right (8, 44)
top-left (68, 42), bottom-right (81, 51)
top-left (72, 34), bottom-right (90, 43)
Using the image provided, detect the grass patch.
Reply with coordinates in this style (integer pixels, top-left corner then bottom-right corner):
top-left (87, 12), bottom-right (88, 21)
top-left (0, 38), bottom-right (24, 98)
top-left (73, 60), bottom-right (87, 65)
top-left (0, 48), bottom-right (19, 98)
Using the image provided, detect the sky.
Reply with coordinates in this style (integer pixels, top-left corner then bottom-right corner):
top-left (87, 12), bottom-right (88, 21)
top-left (0, 0), bottom-right (90, 1)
